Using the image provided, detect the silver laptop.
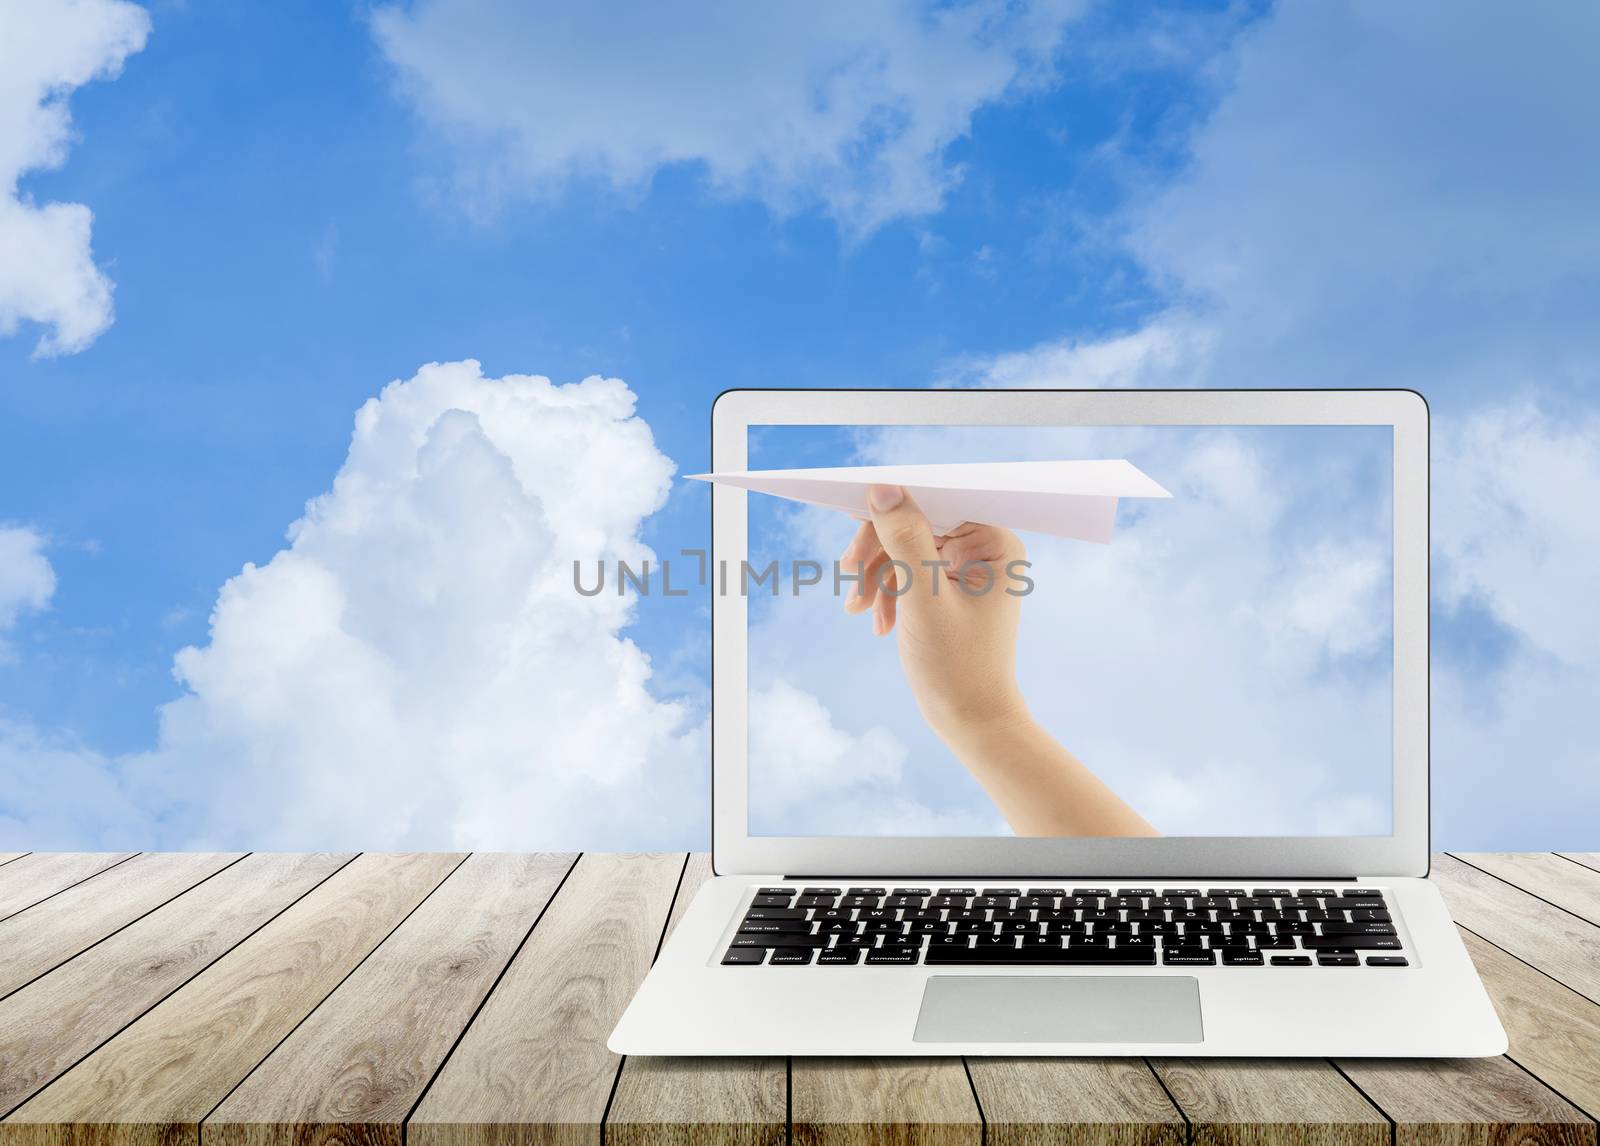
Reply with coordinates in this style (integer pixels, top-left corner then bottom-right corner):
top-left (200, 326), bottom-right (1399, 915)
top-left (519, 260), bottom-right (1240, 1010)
top-left (610, 388), bottom-right (1506, 1056)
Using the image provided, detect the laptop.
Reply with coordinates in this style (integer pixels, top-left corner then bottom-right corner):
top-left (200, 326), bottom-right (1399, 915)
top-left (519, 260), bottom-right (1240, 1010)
top-left (609, 387), bottom-right (1507, 1056)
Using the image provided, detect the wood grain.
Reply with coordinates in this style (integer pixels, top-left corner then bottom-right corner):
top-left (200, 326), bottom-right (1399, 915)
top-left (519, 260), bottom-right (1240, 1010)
top-left (1150, 1059), bottom-right (1387, 1146)
top-left (0, 853), bottom-right (244, 1000)
top-left (1432, 854), bottom-right (1600, 1004)
top-left (1336, 1056), bottom-right (1594, 1146)
top-left (0, 854), bottom-right (137, 923)
top-left (606, 855), bottom-right (788, 1146)
top-left (659, 853), bottom-right (711, 945)
top-left (407, 852), bottom-right (686, 1146)
top-left (0, 853), bottom-right (352, 1118)
top-left (607, 1058), bottom-right (786, 1146)
top-left (0, 854), bottom-right (26, 867)
top-left (2, 853), bottom-right (463, 1146)
top-left (967, 1058), bottom-right (1185, 1146)
top-left (1453, 853), bottom-right (1600, 927)
top-left (1559, 855), bottom-right (1600, 876)
top-left (1457, 928), bottom-right (1600, 1119)
top-left (205, 853), bottom-right (576, 1146)
top-left (791, 1058), bottom-right (982, 1146)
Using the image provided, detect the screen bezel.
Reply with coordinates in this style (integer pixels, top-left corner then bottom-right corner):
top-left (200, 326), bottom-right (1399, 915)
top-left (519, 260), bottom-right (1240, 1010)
top-left (711, 389), bottom-right (1428, 878)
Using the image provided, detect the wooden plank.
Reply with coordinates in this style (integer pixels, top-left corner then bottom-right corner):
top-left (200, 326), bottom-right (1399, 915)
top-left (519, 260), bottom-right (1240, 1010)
top-left (607, 855), bottom-right (788, 1146)
top-left (607, 1058), bottom-right (786, 1146)
top-left (1432, 854), bottom-right (1600, 1004)
top-left (1560, 855), bottom-right (1600, 876)
top-left (2, 852), bottom-right (463, 1146)
top-left (408, 852), bottom-right (686, 1146)
top-left (660, 853), bottom-right (710, 945)
top-left (205, 853), bottom-right (577, 1146)
top-left (1453, 853), bottom-right (1600, 927)
top-left (0, 852), bottom-right (351, 1117)
top-left (1336, 1056), bottom-right (1594, 1146)
top-left (1150, 1058), bottom-right (1387, 1146)
top-left (967, 1058), bottom-right (1185, 1146)
top-left (0, 853), bottom-right (137, 922)
top-left (0, 852), bottom-right (244, 1000)
top-left (0, 853), bottom-right (26, 867)
top-left (1456, 928), bottom-right (1600, 1119)
top-left (791, 1058), bottom-right (982, 1146)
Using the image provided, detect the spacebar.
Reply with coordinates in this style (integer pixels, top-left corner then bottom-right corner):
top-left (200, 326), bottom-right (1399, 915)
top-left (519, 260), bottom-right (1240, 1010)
top-left (924, 947), bottom-right (1156, 965)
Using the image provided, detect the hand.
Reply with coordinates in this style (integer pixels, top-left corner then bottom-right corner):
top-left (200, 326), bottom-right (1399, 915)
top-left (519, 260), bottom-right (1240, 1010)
top-left (839, 484), bottom-right (1029, 741)
top-left (837, 484), bottom-right (1156, 837)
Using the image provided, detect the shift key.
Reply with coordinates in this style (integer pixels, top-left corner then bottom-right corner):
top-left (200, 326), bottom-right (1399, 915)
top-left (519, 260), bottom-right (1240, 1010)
top-left (1302, 934), bottom-right (1402, 951)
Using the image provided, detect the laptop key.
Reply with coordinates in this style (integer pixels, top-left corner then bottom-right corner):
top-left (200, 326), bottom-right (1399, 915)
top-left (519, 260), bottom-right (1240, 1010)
top-left (737, 919), bottom-right (812, 933)
top-left (742, 908), bottom-right (807, 921)
top-left (1319, 921), bottom-right (1397, 935)
top-left (1162, 949), bottom-right (1216, 965)
top-left (1317, 954), bottom-right (1360, 966)
top-left (926, 945), bottom-right (1155, 965)
top-left (1366, 956), bottom-right (1409, 967)
top-left (865, 947), bottom-right (919, 964)
top-left (1222, 950), bottom-right (1265, 966)
top-left (722, 948), bottom-right (765, 964)
top-left (817, 948), bottom-right (864, 964)
top-left (1270, 955), bottom-right (1313, 966)
top-left (750, 894), bottom-right (792, 908)
top-left (756, 887), bottom-right (795, 896)
top-left (737, 931), bottom-right (828, 947)
top-left (769, 948), bottom-right (814, 965)
top-left (1303, 934), bottom-right (1402, 951)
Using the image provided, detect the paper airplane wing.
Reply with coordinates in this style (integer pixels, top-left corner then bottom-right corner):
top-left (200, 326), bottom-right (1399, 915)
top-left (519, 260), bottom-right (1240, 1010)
top-left (688, 459), bottom-right (1171, 542)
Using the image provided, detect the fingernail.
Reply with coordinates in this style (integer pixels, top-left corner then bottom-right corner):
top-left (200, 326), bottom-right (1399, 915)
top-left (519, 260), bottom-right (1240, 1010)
top-left (869, 484), bottom-right (904, 512)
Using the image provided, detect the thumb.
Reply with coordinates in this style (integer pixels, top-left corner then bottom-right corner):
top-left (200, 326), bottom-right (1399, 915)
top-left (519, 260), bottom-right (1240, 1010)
top-left (867, 485), bottom-right (942, 600)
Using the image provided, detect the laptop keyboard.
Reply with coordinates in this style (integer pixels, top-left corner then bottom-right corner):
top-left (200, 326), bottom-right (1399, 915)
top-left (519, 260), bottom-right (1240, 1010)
top-left (722, 885), bottom-right (1408, 967)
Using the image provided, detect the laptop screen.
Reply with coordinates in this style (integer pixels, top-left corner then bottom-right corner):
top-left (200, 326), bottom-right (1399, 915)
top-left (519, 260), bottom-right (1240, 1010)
top-left (743, 423), bottom-right (1393, 839)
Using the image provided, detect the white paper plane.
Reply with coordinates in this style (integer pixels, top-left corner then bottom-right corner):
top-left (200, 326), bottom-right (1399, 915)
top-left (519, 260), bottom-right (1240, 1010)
top-left (688, 459), bottom-right (1172, 543)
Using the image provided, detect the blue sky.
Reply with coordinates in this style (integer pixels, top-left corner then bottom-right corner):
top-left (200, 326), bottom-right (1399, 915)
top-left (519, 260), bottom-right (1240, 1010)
top-left (1, 0), bottom-right (1597, 850)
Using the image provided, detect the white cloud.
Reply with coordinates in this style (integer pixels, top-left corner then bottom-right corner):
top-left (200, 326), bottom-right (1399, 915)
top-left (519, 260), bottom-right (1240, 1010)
top-left (4, 362), bottom-right (710, 850)
top-left (0, 717), bottom-right (150, 846)
top-left (371, 0), bottom-right (1083, 235)
top-left (0, 0), bottom-right (149, 357)
top-left (0, 524), bottom-right (56, 662)
top-left (1122, 2), bottom-right (1600, 393)
top-left (1429, 406), bottom-right (1600, 846)
top-left (1434, 404), bottom-right (1600, 667)
top-left (945, 1), bottom-right (1600, 846)
top-left (941, 315), bottom-right (1215, 390)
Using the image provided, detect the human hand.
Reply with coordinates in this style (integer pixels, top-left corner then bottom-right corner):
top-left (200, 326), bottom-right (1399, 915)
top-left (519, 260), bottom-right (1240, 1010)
top-left (839, 484), bottom-right (1029, 742)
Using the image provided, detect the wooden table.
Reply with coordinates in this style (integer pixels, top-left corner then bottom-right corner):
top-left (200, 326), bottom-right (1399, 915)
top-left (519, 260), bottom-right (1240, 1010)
top-left (0, 852), bottom-right (1596, 1146)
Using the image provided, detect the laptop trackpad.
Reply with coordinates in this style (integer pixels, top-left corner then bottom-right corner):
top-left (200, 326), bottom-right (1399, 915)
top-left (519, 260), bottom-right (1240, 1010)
top-left (913, 975), bottom-right (1203, 1043)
